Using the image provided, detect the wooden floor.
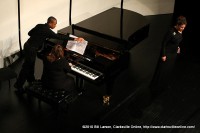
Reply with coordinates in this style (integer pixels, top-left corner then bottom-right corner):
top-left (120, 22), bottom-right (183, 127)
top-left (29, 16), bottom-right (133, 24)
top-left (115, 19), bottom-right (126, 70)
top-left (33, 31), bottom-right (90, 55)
top-left (1, 14), bottom-right (199, 133)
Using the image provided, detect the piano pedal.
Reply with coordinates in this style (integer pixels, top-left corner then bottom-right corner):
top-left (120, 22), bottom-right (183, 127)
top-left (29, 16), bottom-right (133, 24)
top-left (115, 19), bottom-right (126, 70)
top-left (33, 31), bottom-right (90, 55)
top-left (76, 87), bottom-right (85, 96)
top-left (103, 95), bottom-right (111, 106)
top-left (78, 91), bottom-right (83, 96)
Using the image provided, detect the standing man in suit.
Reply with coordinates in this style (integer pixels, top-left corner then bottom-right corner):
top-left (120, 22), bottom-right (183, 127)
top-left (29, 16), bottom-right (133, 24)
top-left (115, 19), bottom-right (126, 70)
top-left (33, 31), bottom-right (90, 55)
top-left (14, 16), bottom-right (84, 93)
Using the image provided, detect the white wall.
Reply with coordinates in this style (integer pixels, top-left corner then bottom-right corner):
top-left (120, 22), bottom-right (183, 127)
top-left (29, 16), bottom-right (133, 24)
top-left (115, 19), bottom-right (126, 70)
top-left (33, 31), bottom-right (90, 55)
top-left (122, 0), bottom-right (175, 15)
top-left (0, 0), bottom-right (175, 68)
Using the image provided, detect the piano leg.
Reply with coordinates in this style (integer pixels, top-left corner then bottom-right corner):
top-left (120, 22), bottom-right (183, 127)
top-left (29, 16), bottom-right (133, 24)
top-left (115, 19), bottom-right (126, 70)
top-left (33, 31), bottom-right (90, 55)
top-left (75, 76), bottom-right (84, 92)
top-left (103, 79), bottom-right (114, 106)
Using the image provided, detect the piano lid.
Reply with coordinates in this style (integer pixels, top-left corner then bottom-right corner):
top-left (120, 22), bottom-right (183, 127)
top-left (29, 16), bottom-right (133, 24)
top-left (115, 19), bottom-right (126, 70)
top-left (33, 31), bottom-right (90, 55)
top-left (58, 7), bottom-right (149, 51)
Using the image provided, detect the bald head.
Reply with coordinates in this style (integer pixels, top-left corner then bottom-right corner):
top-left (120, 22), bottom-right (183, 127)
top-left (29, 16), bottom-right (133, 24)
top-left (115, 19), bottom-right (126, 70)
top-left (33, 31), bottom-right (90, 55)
top-left (47, 16), bottom-right (57, 29)
top-left (47, 16), bottom-right (56, 23)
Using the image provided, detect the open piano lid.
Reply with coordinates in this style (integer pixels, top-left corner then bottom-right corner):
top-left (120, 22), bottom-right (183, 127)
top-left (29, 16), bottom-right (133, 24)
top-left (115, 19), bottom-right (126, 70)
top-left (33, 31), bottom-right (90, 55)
top-left (58, 7), bottom-right (149, 52)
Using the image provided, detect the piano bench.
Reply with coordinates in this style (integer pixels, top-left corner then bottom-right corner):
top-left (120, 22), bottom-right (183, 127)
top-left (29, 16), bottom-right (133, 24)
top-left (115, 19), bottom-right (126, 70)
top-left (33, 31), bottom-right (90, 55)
top-left (26, 80), bottom-right (79, 111)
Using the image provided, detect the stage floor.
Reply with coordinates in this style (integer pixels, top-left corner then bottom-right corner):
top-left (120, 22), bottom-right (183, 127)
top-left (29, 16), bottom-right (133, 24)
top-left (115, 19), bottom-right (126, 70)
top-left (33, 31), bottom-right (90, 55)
top-left (1, 14), bottom-right (200, 133)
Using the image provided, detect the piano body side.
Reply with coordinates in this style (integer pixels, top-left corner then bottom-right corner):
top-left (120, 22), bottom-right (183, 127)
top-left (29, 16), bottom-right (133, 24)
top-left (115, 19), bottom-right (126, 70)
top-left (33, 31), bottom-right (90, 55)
top-left (58, 7), bottom-right (150, 52)
top-left (56, 7), bottom-right (150, 83)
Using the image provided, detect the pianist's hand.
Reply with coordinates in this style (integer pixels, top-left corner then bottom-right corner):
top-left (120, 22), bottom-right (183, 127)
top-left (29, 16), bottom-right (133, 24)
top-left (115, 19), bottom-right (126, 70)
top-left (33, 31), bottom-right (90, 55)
top-left (68, 62), bottom-right (73, 67)
top-left (74, 37), bottom-right (84, 42)
top-left (65, 48), bottom-right (69, 51)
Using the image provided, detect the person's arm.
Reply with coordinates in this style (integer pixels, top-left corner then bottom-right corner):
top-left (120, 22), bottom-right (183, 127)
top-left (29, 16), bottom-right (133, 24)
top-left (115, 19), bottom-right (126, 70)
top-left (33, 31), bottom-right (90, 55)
top-left (69, 34), bottom-right (85, 42)
top-left (47, 28), bottom-right (84, 42)
top-left (62, 58), bottom-right (71, 73)
top-left (177, 37), bottom-right (184, 54)
top-left (47, 28), bottom-right (71, 40)
top-left (161, 29), bottom-right (173, 61)
top-left (74, 37), bottom-right (84, 42)
top-left (177, 46), bottom-right (180, 54)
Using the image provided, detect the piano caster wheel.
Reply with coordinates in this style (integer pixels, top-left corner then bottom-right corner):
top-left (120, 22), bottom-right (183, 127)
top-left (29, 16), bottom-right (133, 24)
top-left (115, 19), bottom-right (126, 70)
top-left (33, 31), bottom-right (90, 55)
top-left (103, 95), bottom-right (111, 106)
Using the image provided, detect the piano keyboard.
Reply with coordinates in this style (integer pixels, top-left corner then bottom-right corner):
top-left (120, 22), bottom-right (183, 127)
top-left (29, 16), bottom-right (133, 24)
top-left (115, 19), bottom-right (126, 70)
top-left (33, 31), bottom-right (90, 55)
top-left (71, 63), bottom-right (103, 80)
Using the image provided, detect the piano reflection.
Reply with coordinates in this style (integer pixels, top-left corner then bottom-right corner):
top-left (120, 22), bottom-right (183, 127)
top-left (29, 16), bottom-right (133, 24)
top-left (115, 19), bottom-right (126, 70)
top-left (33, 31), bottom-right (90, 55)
top-left (45, 7), bottom-right (149, 105)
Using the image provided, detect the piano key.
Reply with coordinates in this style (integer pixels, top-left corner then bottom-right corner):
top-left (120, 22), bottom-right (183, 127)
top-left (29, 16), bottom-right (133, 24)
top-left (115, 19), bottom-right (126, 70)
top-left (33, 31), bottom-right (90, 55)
top-left (71, 63), bottom-right (103, 80)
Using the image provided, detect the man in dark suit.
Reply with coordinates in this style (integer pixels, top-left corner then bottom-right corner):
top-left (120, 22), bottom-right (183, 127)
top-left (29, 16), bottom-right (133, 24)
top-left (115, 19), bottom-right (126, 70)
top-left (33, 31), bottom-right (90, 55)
top-left (14, 16), bottom-right (84, 93)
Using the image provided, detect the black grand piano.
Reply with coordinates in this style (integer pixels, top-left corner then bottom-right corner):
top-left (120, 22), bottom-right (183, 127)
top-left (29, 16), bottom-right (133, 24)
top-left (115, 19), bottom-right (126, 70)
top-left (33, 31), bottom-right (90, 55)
top-left (46, 7), bottom-right (149, 104)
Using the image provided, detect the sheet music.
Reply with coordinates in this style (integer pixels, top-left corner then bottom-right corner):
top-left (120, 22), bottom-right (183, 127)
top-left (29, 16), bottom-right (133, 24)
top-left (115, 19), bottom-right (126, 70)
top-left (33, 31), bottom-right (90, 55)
top-left (66, 40), bottom-right (88, 55)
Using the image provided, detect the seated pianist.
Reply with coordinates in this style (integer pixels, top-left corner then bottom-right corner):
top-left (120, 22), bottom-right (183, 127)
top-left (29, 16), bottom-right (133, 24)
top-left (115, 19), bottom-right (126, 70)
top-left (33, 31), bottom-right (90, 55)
top-left (41, 44), bottom-right (78, 93)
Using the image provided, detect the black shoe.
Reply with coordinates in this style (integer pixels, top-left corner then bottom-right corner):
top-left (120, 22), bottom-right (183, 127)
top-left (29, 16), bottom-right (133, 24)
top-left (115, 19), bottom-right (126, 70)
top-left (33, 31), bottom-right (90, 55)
top-left (14, 83), bottom-right (26, 94)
